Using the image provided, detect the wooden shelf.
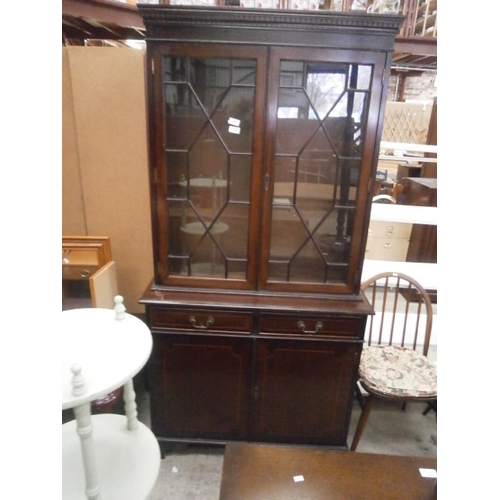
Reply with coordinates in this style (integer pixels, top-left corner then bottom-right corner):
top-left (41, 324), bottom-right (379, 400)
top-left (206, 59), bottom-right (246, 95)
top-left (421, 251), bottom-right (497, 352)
top-left (412, 0), bottom-right (437, 37)
top-left (362, 259), bottom-right (437, 291)
top-left (370, 204), bottom-right (437, 226)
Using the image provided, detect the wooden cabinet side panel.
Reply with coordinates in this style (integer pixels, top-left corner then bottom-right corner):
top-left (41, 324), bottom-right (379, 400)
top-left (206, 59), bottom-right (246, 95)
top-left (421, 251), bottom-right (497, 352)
top-left (402, 178), bottom-right (437, 263)
top-left (406, 225), bottom-right (437, 262)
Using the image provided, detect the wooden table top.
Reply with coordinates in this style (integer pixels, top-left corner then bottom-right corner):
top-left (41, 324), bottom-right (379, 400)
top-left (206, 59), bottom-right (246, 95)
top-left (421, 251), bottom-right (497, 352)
top-left (219, 443), bottom-right (437, 500)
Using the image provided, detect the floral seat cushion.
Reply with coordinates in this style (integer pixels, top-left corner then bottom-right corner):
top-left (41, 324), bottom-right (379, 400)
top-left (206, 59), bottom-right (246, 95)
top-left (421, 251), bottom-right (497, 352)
top-left (359, 345), bottom-right (437, 398)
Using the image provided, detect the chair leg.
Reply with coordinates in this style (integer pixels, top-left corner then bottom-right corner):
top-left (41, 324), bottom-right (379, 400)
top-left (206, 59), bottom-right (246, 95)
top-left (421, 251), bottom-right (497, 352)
top-left (355, 382), bottom-right (366, 409)
top-left (350, 394), bottom-right (374, 451)
top-left (423, 401), bottom-right (437, 416)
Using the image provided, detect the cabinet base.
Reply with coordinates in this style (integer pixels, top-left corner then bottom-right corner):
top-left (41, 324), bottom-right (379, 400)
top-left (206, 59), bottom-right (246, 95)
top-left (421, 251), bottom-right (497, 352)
top-left (155, 436), bottom-right (349, 459)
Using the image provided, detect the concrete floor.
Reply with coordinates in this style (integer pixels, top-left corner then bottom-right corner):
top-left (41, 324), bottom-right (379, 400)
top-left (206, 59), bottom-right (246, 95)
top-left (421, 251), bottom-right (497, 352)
top-left (144, 397), bottom-right (436, 500)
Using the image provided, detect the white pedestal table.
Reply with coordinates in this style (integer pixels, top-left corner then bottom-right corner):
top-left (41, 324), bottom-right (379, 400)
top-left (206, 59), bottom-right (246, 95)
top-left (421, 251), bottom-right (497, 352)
top-left (62, 297), bottom-right (161, 500)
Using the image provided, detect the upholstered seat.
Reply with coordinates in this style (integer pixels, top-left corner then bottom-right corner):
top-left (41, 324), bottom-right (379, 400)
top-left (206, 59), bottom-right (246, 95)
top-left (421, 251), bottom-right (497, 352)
top-left (359, 345), bottom-right (437, 398)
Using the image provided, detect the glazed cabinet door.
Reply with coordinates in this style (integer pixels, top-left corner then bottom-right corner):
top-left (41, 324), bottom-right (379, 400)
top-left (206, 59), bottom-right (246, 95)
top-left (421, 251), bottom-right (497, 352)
top-left (148, 40), bottom-right (390, 296)
top-left (250, 336), bottom-right (360, 446)
top-left (149, 43), bottom-right (268, 290)
top-left (260, 47), bottom-right (389, 295)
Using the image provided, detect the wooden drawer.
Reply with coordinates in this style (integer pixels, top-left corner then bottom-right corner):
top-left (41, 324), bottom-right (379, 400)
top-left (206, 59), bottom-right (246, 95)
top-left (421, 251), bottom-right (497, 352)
top-left (368, 221), bottom-right (412, 239)
top-left (150, 307), bottom-right (252, 334)
top-left (365, 237), bottom-right (410, 261)
top-left (259, 314), bottom-right (361, 338)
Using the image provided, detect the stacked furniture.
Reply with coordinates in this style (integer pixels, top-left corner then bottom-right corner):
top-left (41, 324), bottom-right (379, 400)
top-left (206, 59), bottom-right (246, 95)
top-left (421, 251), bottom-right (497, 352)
top-left (62, 236), bottom-right (118, 310)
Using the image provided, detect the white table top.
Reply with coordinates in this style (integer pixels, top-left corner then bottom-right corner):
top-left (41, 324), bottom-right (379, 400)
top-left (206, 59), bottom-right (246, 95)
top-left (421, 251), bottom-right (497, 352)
top-left (62, 308), bottom-right (152, 410)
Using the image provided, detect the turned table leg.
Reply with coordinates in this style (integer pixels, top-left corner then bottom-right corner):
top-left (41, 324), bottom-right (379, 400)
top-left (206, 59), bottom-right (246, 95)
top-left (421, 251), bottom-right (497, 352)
top-left (73, 401), bottom-right (101, 500)
top-left (71, 363), bottom-right (101, 500)
top-left (123, 378), bottom-right (139, 430)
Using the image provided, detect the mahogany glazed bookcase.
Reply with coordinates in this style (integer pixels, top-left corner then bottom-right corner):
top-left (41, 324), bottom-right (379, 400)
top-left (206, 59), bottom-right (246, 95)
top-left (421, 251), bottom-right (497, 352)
top-left (138, 5), bottom-right (404, 453)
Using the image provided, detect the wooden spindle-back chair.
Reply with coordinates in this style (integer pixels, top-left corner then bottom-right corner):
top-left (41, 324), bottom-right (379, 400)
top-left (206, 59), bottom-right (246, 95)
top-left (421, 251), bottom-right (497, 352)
top-left (350, 271), bottom-right (436, 451)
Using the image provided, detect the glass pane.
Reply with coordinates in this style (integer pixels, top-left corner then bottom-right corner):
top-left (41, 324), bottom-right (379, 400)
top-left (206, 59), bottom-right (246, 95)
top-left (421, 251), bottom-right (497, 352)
top-left (228, 155), bottom-right (252, 202)
top-left (163, 55), bottom-right (256, 279)
top-left (270, 59), bottom-right (372, 285)
top-left (189, 128), bottom-right (228, 186)
top-left (219, 203), bottom-right (250, 260)
top-left (213, 86), bottom-right (255, 154)
top-left (166, 151), bottom-right (188, 199)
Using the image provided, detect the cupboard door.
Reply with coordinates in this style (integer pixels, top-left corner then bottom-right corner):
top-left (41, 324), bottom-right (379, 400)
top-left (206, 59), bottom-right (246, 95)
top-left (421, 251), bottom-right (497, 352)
top-left (250, 337), bottom-right (360, 446)
top-left (150, 43), bottom-right (268, 289)
top-left (149, 332), bottom-right (253, 442)
top-left (260, 47), bottom-right (388, 294)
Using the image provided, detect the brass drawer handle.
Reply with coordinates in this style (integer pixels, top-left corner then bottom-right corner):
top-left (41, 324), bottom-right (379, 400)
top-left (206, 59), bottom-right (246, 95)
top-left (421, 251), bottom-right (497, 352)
top-left (297, 320), bottom-right (323, 334)
top-left (80, 269), bottom-right (91, 278)
top-left (189, 315), bottom-right (214, 329)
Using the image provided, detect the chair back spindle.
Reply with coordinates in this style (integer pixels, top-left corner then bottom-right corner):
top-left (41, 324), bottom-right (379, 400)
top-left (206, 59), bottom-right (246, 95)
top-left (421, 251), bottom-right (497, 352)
top-left (361, 272), bottom-right (433, 356)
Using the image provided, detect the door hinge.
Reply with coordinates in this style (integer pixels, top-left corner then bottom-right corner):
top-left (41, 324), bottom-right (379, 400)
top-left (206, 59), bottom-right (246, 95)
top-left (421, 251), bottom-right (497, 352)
top-left (252, 386), bottom-right (260, 400)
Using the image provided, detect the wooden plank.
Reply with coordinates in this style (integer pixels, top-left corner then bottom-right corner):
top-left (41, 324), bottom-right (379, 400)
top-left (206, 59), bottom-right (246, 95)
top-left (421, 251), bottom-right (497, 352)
top-left (380, 141), bottom-right (438, 154)
top-left (362, 260), bottom-right (437, 291)
top-left (62, 0), bottom-right (144, 29)
top-left (370, 204), bottom-right (437, 225)
top-left (90, 261), bottom-right (118, 309)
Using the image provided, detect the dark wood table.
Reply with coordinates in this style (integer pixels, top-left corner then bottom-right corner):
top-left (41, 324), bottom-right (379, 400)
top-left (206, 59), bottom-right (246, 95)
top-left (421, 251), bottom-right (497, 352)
top-left (219, 443), bottom-right (437, 500)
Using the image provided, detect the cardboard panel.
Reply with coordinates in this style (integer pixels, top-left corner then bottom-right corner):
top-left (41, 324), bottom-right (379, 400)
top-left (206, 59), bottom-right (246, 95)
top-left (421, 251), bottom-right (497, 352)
top-left (62, 49), bottom-right (86, 234)
top-left (62, 47), bottom-right (154, 313)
